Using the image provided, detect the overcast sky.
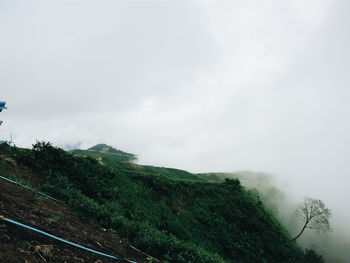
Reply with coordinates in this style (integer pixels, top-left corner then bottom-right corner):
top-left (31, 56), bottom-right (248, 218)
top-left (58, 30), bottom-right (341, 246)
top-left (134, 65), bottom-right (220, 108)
top-left (1, 0), bottom-right (349, 243)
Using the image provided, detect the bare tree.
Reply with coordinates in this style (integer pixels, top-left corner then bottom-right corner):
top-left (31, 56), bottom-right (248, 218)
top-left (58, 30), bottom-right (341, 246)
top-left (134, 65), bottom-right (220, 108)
top-left (290, 197), bottom-right (331, 242)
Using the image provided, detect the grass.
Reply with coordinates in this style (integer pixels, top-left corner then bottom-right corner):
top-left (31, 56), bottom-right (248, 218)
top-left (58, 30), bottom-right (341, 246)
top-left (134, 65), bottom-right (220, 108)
top-left (0, 141), bottom-right (325, 263)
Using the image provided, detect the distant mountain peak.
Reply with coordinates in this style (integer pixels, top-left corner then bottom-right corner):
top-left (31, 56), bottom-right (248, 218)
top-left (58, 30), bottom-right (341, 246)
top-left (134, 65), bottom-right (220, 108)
top-left (87, 144), bottom-right (135, 157)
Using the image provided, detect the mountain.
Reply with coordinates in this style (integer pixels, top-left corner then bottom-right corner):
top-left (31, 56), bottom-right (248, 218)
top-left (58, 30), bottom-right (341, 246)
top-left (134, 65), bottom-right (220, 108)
top-left (70, 143), bottom-right (137, 163)
top-left (0, 141), bottom-right (324, 263)
top-left (87, 143), bottom-right (135, 157)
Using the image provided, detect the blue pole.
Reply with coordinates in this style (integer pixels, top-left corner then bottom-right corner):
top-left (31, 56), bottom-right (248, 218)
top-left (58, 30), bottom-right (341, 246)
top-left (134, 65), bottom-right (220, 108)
top-left (0, 216), bottom-right (137, 263)
top-left (0, 175), bottom-right (59, 201)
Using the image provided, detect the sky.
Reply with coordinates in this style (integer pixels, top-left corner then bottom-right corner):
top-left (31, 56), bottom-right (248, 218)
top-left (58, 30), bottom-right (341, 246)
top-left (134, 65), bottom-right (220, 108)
top-left (1, 0), bottom-right (349, 253)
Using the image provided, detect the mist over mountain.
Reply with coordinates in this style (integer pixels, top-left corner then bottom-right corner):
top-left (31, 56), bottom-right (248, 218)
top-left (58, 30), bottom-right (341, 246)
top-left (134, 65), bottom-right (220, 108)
top-left (0, 141), bottom-right (328, 262)
top-left (88, 143), bottom-right (136, 157)
top-left (222, 171), bottom-right (350, 263)
top-left (1, 0), bottom-right (349, 262)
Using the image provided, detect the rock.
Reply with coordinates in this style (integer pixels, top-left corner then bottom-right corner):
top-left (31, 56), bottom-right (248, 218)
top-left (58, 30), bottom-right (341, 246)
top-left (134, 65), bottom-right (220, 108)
top-left (35, 245), bottom-right (53, 255)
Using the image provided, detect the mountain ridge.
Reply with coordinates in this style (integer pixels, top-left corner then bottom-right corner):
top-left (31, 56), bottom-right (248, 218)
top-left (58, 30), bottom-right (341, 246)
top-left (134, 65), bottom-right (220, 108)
top-left (0, 141), bottom-right (325, 263)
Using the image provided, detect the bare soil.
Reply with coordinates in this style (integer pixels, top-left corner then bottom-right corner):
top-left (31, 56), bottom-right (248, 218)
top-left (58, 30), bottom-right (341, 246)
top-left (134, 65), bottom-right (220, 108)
top-left (0, 159), bottom-right (150, 263)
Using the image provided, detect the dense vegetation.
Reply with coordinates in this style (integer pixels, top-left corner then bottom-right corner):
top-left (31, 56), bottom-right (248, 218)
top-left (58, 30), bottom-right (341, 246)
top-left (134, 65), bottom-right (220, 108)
top-left (72, 147), bottom-right (208, 182)
top-left (0, 141), bottom-right (324, 263)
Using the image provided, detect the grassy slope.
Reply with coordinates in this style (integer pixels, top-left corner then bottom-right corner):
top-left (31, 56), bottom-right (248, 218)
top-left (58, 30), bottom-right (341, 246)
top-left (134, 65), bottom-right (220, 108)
top-left (0, 142), bottom-right (324, 263)
top-left (70, 148), bottom-right (208, 182)
top-left (0, 169), bottom-right (148, 263)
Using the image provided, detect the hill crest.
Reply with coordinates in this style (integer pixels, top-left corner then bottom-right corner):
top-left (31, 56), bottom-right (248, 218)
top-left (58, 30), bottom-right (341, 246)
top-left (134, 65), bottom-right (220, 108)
top-left (88, 143), bottom-right (135, 157)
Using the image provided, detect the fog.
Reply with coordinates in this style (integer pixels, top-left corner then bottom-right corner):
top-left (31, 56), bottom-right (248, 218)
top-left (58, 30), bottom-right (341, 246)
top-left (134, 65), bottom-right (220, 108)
top-left (231, 171), bottom-right (350, 262)
top-left (1, 1), bottom-right (349, 261)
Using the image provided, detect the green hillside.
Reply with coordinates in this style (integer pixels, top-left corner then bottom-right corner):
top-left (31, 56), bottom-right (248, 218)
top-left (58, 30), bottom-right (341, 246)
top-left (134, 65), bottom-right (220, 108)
top-left (71, 146), bottom-right (208, 182)
top-left (0, 141), bottom-right (324, 263)
top-left (70, 143), bottom-right (137, 163)
top-left (88, 143), bottom-right (136, 159)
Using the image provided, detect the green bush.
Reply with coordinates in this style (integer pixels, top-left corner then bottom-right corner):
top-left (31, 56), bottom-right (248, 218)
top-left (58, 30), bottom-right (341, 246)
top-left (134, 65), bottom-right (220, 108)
top-left (2, 141), bottom-right (324, 263)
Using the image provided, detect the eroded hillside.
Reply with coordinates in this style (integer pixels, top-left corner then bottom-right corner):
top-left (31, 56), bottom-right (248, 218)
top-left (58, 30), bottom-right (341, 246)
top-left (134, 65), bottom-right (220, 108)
top-left (0, 156), bottom-right (148, 263)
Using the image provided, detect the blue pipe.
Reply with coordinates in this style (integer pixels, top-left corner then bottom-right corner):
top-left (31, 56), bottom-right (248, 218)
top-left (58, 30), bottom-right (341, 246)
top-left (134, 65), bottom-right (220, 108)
top-left (1, 217), bottom-right (137, 263)
top-left (0, 175), bottom-right (59, 201)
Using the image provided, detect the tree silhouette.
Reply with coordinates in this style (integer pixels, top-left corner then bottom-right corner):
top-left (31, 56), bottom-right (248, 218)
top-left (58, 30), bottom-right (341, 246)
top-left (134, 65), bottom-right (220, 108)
top-left (290, 197), bottom-right (331, 242)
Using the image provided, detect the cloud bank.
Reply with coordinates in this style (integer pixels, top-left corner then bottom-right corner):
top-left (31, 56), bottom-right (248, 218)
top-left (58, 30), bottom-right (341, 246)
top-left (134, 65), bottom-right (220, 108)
top-left (1, 1), bottom-right (349, 260)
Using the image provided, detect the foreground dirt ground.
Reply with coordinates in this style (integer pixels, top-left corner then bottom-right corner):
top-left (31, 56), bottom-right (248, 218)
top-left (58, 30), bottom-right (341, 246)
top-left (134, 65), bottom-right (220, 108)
top-left (0, 162), bottom-right (149, 263)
